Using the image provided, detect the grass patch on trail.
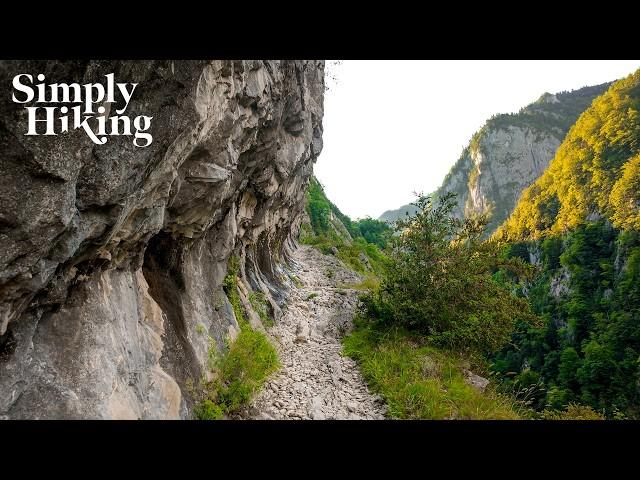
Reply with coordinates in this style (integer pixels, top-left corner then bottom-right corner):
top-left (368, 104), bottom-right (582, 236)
top-left (193, 257), bottom-right (279, 420)
top-left (301, 229), bottom-right (388, 277)
top-left (338, 275), bottom-right (380, 291)
top-left (290, 273), bottom-right (303, 288)
top-left (342, 317), bottom-right (526, 420)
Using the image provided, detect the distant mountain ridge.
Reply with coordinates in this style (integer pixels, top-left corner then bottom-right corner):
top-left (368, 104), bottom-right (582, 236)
top-left (379, 82), bottom-right (612, 230)
top-left (379, 203), bottom-right (419, 223)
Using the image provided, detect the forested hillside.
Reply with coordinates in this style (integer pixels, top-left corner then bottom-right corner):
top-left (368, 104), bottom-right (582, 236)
top-left (493, 70), bottom-right (640, 417)
top-left (301, 177), bottom-right (389, 275)
top-left (498, 71), bottom-right (640, 239)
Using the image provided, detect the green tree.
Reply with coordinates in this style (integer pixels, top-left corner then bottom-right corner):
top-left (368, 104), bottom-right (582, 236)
top-left (353, 217), bottom-right (391, 248)
top-left (610, 154), bottom-right (640, 230)
top-left (558, 347), bottom-right (581, 391)
top-left (577, 340), bottom-right (617, 410)
top-left (361, 192), bottom-right (539, 354)
top-left (306, 178), bottom-right (332, 235)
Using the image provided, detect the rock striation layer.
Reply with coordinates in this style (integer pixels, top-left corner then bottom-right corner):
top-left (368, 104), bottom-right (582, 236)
top-left (0, 60), bottom-right (324, 419)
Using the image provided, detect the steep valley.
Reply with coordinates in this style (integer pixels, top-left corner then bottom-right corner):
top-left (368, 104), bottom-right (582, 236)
top-left (1, 60), bottom-right (639, 421)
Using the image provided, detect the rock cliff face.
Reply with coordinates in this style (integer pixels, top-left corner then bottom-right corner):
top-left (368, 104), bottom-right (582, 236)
top-left (0, 60), bottom-right (324, 419)
top-left (380, 83), bottom-right (610, 232)
top-left (440, 126), bottom-right (561, 234)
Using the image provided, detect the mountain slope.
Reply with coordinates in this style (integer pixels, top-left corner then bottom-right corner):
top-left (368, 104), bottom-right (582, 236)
top-left (381, 83), bottom-right (611, 232)
top-left (300, 177), bottom-right (389, 275)
top-left (379, 203), bottom-right (419, 223)
top-left (492, 69), bottom-right (640, 417)
top-left (498, 71), bottom-right (640, 240)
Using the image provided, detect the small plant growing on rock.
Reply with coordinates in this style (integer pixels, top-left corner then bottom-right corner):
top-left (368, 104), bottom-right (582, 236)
top-left (193, 254), bottom-right (280, 420)
top-left (290, 274), bottom-right (303, 288)
top-left (249, 291), bottom-right (274, 328)
top-left (540, 403), bottom-right (605, 420)
top-left (339, 276), bottom-right (380, 291)
top-left (194, 399), bottom-right (224, 420)
top-left (194, 328), bottom-right (280, 419)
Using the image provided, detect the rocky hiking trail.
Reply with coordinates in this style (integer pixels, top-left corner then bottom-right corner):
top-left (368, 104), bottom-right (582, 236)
top-left (240, 245), bottom-right (387, 420)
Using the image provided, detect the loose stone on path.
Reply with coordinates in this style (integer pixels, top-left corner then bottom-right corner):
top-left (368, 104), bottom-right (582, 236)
top-left (243, 245), bottom-right (386, 420)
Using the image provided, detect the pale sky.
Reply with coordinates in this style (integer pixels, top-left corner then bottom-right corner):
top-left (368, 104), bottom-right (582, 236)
top-left (315, 60), bottom-right (640, 219)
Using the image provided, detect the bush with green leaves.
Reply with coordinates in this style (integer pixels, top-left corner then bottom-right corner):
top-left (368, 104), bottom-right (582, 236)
top-left (249, 291), bottom-right (273, 327)
top-left (540, 403), bottom-right (605, 420)
top-left (360, 192), bottom-right (539, 354)
top-left (194, 327), bottom-right (279, 419)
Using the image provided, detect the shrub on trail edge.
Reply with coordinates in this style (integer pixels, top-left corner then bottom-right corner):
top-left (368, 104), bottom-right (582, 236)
top-left (360, 192), bottom-right (539, 354)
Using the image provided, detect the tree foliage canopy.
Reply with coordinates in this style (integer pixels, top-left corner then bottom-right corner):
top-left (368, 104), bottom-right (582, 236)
top-left (361, 193), bottom-right (539, 354)
top-left (498, 70), bottom-right (640, 240)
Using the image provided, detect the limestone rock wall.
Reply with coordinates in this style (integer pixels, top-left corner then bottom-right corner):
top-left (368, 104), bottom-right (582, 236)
top-left (460, 127), bottom-right (561, 233)
top-left (0, 60), bottom-right (324, 419)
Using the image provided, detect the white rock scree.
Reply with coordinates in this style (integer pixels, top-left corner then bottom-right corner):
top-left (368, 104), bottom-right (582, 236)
top-left (237, 245), bottom-right (387, 420)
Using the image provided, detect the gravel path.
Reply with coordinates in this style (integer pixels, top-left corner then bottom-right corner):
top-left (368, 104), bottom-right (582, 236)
top-left (241, 245), bottom-right (387, 420)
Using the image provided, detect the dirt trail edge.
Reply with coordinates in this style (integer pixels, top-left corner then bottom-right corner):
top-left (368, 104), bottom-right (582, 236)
top-left (241, 245), bottom-right (387, 420)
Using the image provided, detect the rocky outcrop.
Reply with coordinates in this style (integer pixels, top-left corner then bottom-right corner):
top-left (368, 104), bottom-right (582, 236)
top-left (445, 126), bottom-right (561, 233)
top-left (380, 83), bottom-right (610, 232)
top-left (0, 60), bottom-right (324, 419)
top-left (327, 210), bottom-right (353, 245)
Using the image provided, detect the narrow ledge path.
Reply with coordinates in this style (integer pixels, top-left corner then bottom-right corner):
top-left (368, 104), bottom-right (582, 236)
top-left (242, 245), bottom-right (387, 420)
